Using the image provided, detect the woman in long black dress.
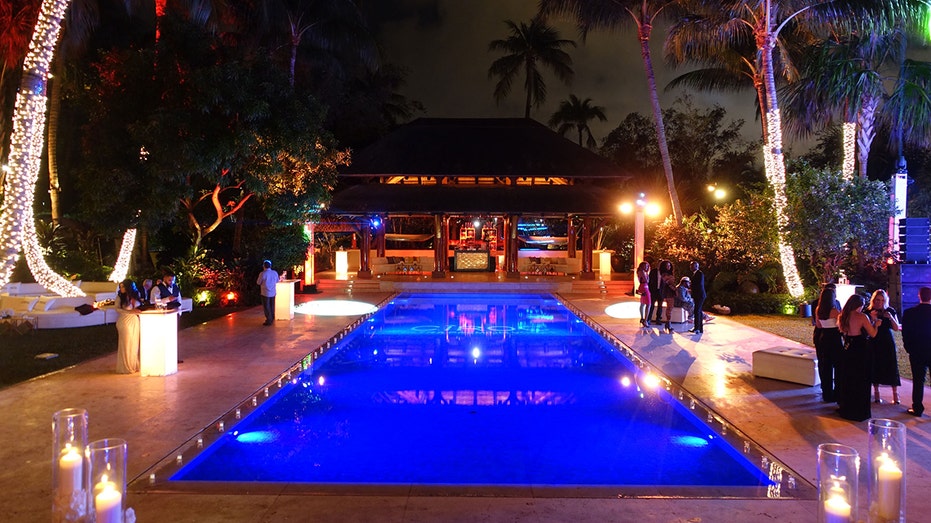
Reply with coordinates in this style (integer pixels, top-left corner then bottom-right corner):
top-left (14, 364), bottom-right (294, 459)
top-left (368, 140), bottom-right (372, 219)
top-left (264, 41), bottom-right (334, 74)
top-left (813, 285), bottom-right (842, 403)
top-left (867, 289), bottom-right (901, 404)
top-left (837, 295), bottom-right (878, 421)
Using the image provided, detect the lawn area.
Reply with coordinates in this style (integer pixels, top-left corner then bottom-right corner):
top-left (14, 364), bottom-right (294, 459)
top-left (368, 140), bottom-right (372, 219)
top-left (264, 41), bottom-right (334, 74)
top-left (731, 314), bottom-right (911, 381)
top-left (0, 307), bottom-right (248, 389)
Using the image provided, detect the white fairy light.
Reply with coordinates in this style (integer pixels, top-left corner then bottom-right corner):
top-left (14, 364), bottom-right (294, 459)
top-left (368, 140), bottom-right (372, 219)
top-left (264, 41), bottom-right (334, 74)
top-left (108, 229), bottom-right (137, 283)
top-left (842, 122), bottom-right (856, 179)
top-left (764, 109), bottom-right (805, 299)
top-left (0, 0), bottom-right (81, 296)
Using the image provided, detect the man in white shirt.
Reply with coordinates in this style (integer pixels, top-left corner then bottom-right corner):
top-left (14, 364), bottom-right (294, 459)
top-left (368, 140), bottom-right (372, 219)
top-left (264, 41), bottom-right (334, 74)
top-left (256, 260), bottom-right (280, 326)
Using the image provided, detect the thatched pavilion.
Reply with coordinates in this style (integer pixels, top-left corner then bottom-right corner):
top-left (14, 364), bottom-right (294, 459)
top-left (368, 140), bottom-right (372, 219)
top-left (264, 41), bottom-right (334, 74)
top-left (324, 117), bottom-right (634, 280)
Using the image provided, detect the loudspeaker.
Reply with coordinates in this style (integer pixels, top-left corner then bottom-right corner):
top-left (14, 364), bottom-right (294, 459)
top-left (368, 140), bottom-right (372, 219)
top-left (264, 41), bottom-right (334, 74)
top-left (899, 218), bottom-right (930, 263)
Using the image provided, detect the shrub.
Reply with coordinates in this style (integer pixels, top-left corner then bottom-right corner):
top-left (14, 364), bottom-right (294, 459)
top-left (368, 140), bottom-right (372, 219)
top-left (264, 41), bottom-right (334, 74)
top-left (708, 291), bottom-right (798, 315)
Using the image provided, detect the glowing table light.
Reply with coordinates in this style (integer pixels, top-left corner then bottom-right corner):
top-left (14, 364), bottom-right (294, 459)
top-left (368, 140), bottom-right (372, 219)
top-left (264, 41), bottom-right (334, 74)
top-left (335, 250), bottom-right (349, 278)
top-left (295, 300), bottom-right (377, 316)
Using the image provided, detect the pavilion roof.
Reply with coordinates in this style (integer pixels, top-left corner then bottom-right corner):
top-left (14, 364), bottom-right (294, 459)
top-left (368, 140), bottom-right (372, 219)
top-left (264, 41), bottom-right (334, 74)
top-left (340, 117), bottom-right (628, 180)
top-left (326, 184), bottom-right (625, 217)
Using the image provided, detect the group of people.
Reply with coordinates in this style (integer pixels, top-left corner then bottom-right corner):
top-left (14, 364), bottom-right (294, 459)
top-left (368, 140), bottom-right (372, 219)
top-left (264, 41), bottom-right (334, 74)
top-left (636, 258), bottom-right (708, 334)
top-left (813, 284), bottom-right (931, 422)
top-left (115, 271), bottom-right (183, 374)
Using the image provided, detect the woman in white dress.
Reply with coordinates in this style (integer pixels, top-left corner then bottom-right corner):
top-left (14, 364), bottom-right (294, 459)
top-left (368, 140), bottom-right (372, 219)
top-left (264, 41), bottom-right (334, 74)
top-left (116, 279), bottom-right (142, 373)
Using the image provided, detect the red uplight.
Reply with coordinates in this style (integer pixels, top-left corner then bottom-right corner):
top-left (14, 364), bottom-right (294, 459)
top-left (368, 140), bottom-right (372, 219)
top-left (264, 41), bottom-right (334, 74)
top-left (226, 291), bottom-right (237, 301)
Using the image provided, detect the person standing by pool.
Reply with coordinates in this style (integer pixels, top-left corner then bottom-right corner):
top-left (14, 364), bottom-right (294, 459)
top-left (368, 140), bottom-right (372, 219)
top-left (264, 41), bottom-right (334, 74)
top-left (115, 279), bottom-right (143, 374)
top-left (813, 284), bottom-right (842, 403)
top-left (659, 260), bottom-right (676, 333)
top-left (636, 261), bottom-right (651, 326)
top-left (648, 259), bottom-right (664, 324)
top-left (866, 289), bottom-right (901, 404)
top-left (689, 261), bottom-right (706, 334)
top-left (837, 294), bottom-right (878, 421)
top-left (902, 286), bottom-right (931, 416)
top-left (257, 259), bottom-right (280, 326)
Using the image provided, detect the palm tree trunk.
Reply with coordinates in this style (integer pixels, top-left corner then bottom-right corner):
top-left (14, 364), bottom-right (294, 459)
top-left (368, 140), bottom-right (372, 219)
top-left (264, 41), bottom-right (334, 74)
top-left (0, 0), bottom-right (81, 295)
top-left (523, 61), bottom-right (532, 118)
top-left (637, 24), bottom-right (682, 224)
top-left (47, 63), bottom-right (63, 224)
top-left (856, 93), bottom-right (878, 180)
top-left (760, 17), bottom-right (804, 299)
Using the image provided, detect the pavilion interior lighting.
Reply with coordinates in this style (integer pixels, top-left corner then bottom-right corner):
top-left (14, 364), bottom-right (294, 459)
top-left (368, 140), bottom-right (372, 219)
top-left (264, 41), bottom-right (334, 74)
top-left (108, 229), bottom-right (137, 283)
top-left (0, 0), bottom-right (81, 296)
top-left (764, 109), bottom-right (804, 299)
top-left (842, 122), bottom-right (856, 179)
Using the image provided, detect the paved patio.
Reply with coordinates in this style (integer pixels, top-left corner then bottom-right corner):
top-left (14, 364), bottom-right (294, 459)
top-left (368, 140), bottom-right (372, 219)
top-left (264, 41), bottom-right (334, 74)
top-left (1, 281), bottom-right (929, 522)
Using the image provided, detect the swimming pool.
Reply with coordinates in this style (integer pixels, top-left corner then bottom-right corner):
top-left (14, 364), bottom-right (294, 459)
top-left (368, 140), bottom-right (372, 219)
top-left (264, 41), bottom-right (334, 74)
top-left (146, 293), bottom-right (811, 498)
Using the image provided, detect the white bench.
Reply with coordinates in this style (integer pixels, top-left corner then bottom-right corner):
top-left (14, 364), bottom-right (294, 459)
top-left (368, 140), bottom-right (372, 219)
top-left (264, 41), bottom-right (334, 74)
top-left (752, 347), bottom-right (820, 387)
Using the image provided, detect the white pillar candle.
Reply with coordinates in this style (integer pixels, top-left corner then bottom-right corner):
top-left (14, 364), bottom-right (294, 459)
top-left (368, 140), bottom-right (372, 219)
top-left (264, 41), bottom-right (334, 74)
top-left (824, 493), bottom-right (852, 523)
top-left (57, 444), bottom-right (83, 495)
top-left (877, 457), bottom-right (903, 520)
top-left (94, 482), bottom-right (122, 523)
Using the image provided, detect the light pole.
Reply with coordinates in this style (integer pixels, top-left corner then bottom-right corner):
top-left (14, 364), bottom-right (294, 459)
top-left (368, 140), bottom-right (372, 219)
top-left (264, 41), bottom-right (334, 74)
top-left (619, 193), bottom-right (661, 272)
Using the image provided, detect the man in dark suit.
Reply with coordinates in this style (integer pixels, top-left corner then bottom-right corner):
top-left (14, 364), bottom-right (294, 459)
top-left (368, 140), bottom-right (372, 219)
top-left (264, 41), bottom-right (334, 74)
top-left (648, 258), bottom-right (664, 323)
top-left (689, 261), bottom-right (706, 333)
top-left (903, 286), bottom-right (931, 416)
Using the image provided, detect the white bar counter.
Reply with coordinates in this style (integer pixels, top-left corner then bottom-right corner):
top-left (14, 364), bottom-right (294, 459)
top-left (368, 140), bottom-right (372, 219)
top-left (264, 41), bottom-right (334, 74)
top-left (275, 279), bottom-right (298, 321)
top-left (139, 310), bottom-right (178, 376)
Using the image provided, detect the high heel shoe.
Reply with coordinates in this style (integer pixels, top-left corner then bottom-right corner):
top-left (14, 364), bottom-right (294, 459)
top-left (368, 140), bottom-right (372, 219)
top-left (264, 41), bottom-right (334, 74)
top-left (665, 321), bottom-right (671, 333)
top-left (639, 319), bottom-right (646, 327)
top-left (893, 391), bottom-right (900, 405)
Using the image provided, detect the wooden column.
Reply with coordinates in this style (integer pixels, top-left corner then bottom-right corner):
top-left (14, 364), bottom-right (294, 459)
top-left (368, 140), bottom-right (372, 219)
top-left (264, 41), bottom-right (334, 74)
top-left (580, 216), bottom-right (595, 280)
top-left (375, 215), bottom-right (386, 257)
top-left (567, 215), bottom-right (577, 258)
top-left (357, 220), bottom-right (373, 279)
top-left (432, 214), bottom-right (447, 278)
top-left (506, 214), bottom-right (520, 278)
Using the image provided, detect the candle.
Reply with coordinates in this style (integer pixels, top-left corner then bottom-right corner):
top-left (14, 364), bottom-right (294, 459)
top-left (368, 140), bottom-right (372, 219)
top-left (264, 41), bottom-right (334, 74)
top-left (877, 456), bottom-right (903, 520)
top-left (57, 444), bottom-right (83, 495)
top-left (824, 493), bottom-right (852, 523)
top-left (94, 481), bottom-right (122, 523)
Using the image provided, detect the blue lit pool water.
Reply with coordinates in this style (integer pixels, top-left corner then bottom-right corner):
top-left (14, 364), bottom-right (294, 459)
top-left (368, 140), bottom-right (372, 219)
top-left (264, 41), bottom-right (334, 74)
top-left (171, 293), bottom-right (773, 489)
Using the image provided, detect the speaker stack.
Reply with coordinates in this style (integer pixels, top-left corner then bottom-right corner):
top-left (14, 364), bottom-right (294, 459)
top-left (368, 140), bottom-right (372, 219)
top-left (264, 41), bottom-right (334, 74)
top-left (890, 218), bottom-right (931, 312)
top-left (900, 217), bottom-right (930, 263)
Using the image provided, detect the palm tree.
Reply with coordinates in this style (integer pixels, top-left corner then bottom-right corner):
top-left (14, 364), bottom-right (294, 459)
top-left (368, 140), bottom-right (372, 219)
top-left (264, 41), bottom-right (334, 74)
top-left (667, 0), bottom-right (901, 298)
top-left (251, 0), bottom-right (377, 90)
top-left (487, 17), bottom-right (575, 119)
top-left (539, 0), bottom-right (684, 224)
top-left (0, 0), bottom-right (84, 294)
top-left (780, 33), bottom-right (895, 179)
top-left (548, 94), bottom-right (607, 148)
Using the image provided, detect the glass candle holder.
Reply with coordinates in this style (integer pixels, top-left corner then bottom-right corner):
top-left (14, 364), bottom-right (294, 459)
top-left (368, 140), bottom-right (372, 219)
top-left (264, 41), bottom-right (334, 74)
top-left (86, 438), bottom-right (127, 523)
top-left (868, 419), bottom-right (906, 523)
top-left (52, 408), bottom-right (88, 521)
top-left (818, 443), bottom-right (859, 523)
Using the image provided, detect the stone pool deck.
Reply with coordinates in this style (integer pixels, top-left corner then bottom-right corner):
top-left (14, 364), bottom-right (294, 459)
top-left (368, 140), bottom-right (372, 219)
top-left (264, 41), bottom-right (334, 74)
top-left (1, 287), bottom-right (929, 522)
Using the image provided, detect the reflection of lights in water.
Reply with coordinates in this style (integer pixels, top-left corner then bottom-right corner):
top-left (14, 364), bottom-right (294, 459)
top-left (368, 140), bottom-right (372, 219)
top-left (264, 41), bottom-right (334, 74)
top-left (471, 347), bottom-right (481, 359)
top-left (317, 376), bottom-right (326, 386)
top-left (295, 300), bottom-right (377, 316)
top-left (711, 361), bottom-right (728, 398)
top-left (620, 376), bottom-right (631, 387)
top-left (235, 431), bottom-right (278, 444)
top-left (672, 435), bottom-right (709, 448)
top-left (604, 302), bottom-right (641, 319)
top-left (642, 373), bottom-right (661, 389)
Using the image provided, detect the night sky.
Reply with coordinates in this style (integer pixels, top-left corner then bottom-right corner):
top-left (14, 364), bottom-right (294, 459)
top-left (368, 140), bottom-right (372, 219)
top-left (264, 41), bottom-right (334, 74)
top-left (368, 0), bottom-right (766, 147)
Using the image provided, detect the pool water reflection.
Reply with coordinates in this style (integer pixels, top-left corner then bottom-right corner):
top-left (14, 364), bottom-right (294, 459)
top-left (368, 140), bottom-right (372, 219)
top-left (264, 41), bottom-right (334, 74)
top-left (161, 293), bottom-right (809, 497)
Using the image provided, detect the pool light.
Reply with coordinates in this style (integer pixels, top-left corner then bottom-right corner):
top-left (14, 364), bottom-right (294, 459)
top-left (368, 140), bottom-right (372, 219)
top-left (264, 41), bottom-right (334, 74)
top-left (642, 373), bottom-right (661, 389)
